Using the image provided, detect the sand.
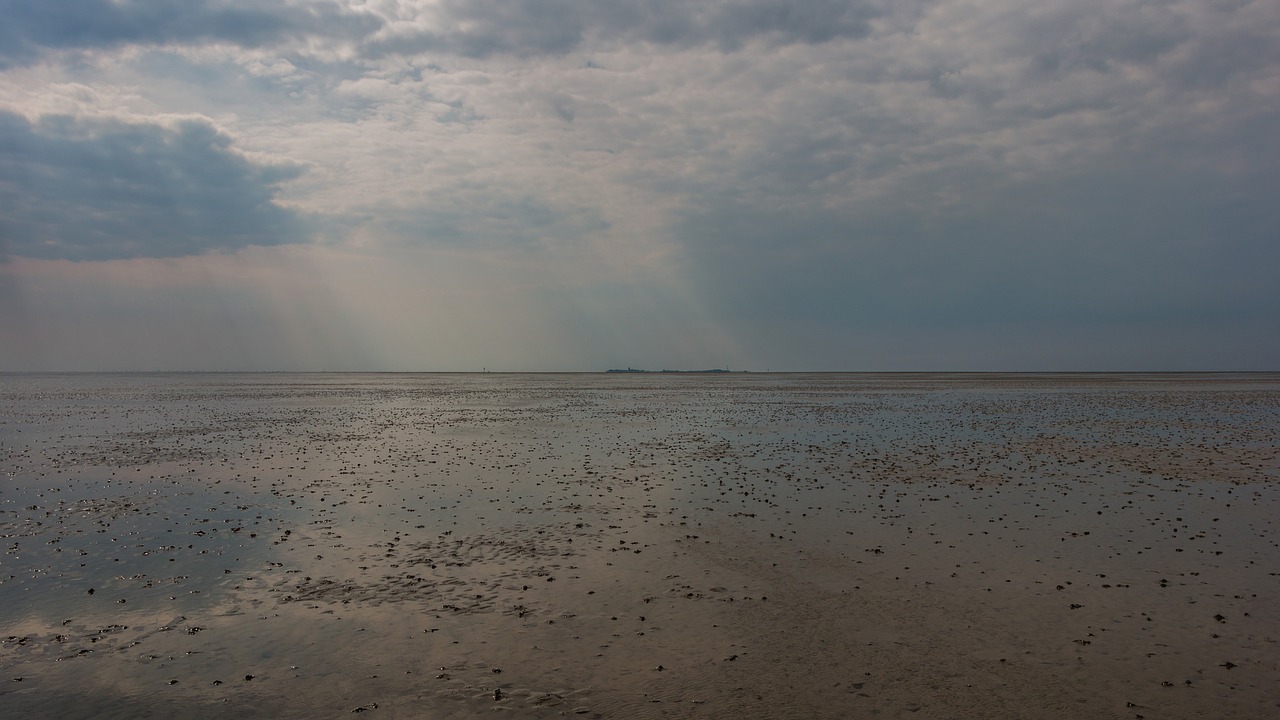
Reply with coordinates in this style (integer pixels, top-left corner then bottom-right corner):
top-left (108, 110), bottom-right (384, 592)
top-left (1, 372), bottom-right (1277, 718)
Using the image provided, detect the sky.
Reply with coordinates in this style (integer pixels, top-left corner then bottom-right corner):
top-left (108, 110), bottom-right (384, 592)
top-left (1, 0), bottom-right (1278, 372)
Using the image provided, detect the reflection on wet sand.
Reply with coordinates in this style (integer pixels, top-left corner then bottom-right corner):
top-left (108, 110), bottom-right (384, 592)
top-left (2, 373), bottom-right (1278, 718)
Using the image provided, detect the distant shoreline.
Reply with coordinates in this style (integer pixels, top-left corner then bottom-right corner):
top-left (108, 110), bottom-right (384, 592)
top-left (3, 370), bottom-right (1278, 376)
top-left (605, 368), bottom-right (741, 374)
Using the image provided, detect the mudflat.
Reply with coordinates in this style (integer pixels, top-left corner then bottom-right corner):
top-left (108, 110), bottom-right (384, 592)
top-left (2, 373), bottom-right (1277, 719)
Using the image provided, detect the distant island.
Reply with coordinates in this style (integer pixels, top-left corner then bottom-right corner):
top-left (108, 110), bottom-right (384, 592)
top-left (606, 368), bottom-right (742, 373)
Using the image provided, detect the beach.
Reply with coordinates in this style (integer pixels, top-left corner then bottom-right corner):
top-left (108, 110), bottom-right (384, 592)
top-left (2, 373), bottom-right (1277, 718)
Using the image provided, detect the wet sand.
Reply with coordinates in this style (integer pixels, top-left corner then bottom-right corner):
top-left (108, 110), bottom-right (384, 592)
top-left (2, 372), bottom-right (1278, 718)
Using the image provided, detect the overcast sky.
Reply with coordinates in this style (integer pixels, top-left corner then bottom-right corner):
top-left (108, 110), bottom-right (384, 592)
top-left (2, 0), bottom-right (1277, 371)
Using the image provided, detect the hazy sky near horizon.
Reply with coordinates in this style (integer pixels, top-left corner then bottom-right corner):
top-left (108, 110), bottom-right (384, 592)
top-left (2, 0), bottom-right (1278, 371)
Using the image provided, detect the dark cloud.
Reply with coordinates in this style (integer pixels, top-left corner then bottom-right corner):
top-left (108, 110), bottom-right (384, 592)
top-left (672, 146), bottom-right (1280, 333)
top-left (0, 0), bottom-right (381, 68)
top-left (0, 0), bottom-right (893, 67)
top-left (708, 0), bottom-right (883, 49)
top-left (1021, 3), bottom-right (1190, 79)
top-left (0, 111), bottom-right (310, 260)
top-left (366, 0), bottom-right (889, 59)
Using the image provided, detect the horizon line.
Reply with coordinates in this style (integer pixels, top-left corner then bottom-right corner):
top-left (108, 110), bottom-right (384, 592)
top-left (2, 369), bottom-right (1278, 375)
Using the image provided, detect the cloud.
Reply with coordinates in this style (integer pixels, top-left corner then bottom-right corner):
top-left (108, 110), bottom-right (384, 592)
top-left (2, 0), bottom-right (1278, 369)
top-left (0, 111), bottom-right (311, 260)
top-left (361, 0), bottom-right (894, 59)
top-left (670, 148), bottom-right (1280, 335)
top-left (0, 0), bottom-right (382, 68)
top-left (0, 0), bottom-right (897, 69)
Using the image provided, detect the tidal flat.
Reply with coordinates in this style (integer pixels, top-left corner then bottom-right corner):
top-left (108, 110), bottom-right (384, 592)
top-left (2, 372), bottom-right (1278, 719)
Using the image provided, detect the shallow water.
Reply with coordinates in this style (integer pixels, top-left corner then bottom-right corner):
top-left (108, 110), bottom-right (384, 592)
top-left (2, 373), bottom-right (1278, 718)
